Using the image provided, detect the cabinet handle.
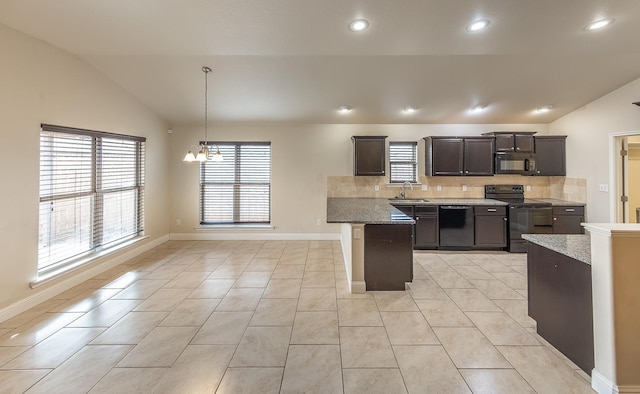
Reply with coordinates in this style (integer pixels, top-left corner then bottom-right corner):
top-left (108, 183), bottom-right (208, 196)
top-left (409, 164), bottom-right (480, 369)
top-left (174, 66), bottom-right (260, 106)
top-left (553, 217), bottom-right (557, 221)
top-left (460, 171), bottom-right (463, 174)
top-left (503, 217), bottom-right (508, 221)
top-left (516, 147), bottom-right (520, 150)
top-left (565, 208), bottom-right (575, 212)
top-left (487, 208), bottom-right (497, 212)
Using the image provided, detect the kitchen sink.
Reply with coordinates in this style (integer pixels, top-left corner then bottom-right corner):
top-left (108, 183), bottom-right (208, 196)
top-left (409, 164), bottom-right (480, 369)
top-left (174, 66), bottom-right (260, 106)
top-left (389, 198), bottom-right (430, 203)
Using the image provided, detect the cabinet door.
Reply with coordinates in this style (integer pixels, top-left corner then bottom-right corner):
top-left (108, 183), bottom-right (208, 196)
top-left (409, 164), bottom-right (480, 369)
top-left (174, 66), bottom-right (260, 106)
top-left (431, 138), bottom-right (464, 175)
top-left (495, 134), bottom-right (515, 151)
top-left (515, 135), bottom-right (535, 152)
top-left (551, 207), bottom-right (584, 234)
top-left (475, 215), bottom-right (507, 247)
top-left (535, 137), bottom-right (566, 176)
top-left (414, 215), bottom-right (438, 249)
top-left (464, 138), bottom-right (494, 175)
top-left (353, 137), bottom-right (386, 176)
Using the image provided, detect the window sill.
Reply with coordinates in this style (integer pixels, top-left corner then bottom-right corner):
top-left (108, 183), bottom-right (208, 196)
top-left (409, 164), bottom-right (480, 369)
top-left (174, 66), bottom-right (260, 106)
top-left (30, 235), bottom-right (148, 288)
top-left (195, 224), bottom-right (275, 231)
top-left (386, 183), bottom-right (422, 187)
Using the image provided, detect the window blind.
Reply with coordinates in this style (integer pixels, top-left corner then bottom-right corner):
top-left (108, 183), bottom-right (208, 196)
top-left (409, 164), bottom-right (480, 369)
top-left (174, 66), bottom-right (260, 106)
top-left (200, 142), bottom-right (271, 224)
top-left (38, 124), bottom-right (145, 276)
top-left (389, 141), bottom-right (418, 183)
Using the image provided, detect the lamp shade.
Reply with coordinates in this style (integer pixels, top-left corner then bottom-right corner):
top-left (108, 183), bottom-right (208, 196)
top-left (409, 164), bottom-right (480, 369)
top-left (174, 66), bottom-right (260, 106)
top-left (183, 151), bottom-right (196, 162)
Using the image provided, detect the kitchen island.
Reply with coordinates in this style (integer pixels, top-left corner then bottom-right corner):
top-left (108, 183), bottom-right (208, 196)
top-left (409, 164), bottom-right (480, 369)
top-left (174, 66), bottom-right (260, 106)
top-left (327, 198), bottom-right (414, 292)
top-left (327, 197), bottom-right (507, 292)
top-left (523, 234), bottom-right (593, 375)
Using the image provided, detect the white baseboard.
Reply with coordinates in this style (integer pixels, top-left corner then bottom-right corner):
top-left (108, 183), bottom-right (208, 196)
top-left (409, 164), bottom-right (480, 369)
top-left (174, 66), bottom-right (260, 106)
top-left (591, 369), bottom-right (640, 394)
top-left (169, 232), bottom-right (340, 241)
top-left (0, 235), bottom-right (169, 324)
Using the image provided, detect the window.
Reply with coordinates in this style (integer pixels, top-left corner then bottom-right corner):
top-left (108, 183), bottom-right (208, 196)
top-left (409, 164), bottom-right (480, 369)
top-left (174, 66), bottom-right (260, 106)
top-left (200, 142), bottom-right (271, 224)
top-left (38, 124), bottom-right (145, 276)
top-left (389, 141), bottom-right (418, 183)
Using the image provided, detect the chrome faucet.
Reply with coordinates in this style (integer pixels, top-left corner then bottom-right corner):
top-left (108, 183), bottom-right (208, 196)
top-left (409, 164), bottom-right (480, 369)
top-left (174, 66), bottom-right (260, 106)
top-left (400, 181), bottom-right (414, 199)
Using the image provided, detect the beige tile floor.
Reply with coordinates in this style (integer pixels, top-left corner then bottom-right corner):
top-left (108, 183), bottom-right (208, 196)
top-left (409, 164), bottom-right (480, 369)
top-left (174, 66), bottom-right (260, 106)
top-left (0, 240), bottom-right (595, 393)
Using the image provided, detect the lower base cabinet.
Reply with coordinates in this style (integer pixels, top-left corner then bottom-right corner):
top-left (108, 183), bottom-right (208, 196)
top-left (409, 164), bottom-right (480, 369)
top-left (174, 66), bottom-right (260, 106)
top-left (415, 206), bottom-right (439, 249)
top-left (552, 206), bottom-right (585, 234)
top-left (364, 224), bottom-right (413, 291)
top-left (527, 243), bottom-right (594, 375)
top-left (474, 206), bottom-right (507, 248)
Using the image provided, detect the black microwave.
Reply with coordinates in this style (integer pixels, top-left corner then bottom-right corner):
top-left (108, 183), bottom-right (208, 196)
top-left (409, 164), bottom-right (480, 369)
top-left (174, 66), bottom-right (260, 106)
top-left (495, 152), bottom-right (536, 175)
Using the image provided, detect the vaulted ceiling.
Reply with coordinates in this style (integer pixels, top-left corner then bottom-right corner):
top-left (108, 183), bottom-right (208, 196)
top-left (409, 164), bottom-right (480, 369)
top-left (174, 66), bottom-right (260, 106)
top-left (1, 0), bottom-right (640, 125)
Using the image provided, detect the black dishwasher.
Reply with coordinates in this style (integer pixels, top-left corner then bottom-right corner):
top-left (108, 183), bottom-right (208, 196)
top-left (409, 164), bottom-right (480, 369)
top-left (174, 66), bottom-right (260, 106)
top-left (439, 206), bottom-right (474, 249)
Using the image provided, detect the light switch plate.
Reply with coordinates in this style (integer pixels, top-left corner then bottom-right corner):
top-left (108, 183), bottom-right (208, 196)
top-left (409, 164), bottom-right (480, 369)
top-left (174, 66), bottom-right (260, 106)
top-left (421, 185), bottom-right (428, 191)
top-left (599, 184), bottom-right (609, 192)
top-left (462, 185), bottom-right (467, 192)
top-left (374, 185), bottom-right (380, 191)
top-left (437, 185), bottom-right (442, 192)
top-left (354, 228), bottom-right (361, 239)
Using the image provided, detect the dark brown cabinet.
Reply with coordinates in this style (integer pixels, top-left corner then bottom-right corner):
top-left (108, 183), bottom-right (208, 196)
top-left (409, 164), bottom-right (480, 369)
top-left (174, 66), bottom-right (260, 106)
top-left (352, 136), bottom-right (387, 176)
top-left (552, 206), bottom-right (585, 234)
top-left (364, 224), bottom-right (413, 291)
top-left (474, 206), bottom-right (507, 248)
top-left (425, 137), bottom-right (494, 176)
top-left (414, 206), bottom-right (439, 249)
top-left (534, 136), bottom-right (567, 176)
top-left (527, 243), bottom-right (593, 374)
top-left (496, 134), bottom-right (535, 152)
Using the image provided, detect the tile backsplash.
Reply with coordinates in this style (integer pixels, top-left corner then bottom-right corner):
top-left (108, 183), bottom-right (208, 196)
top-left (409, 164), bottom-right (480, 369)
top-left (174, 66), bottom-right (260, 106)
top-left (327, 175), bottom-right (587, 203)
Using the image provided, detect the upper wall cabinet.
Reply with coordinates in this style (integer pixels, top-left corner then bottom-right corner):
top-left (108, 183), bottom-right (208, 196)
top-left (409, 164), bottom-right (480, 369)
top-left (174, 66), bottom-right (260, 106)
top-left (352, 136), bottom-right (387, 176)
top-left (534, 136), bottom-right (567, 176)
top-left (425, 136), bottom-right (494, 176)
top-left (484, 131), bottom-right (536, 153)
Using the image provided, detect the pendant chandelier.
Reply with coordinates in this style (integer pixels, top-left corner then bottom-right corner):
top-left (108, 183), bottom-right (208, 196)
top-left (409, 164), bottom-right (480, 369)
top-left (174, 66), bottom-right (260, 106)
top-left (183, 66), bottom-right (223, 162)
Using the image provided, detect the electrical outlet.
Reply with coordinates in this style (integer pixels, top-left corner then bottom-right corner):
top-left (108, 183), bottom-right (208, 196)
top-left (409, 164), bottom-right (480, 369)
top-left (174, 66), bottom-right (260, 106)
top-left (437, 185), bottom-right (442, 192)
top-left (599, 184), bottom-right (609, 192)
top-left (353, 228), bottom-right (361, 239)
top-left (462, 185), bottom-right (467, 192)
top-left (421, 185), bottom-right (428, 191)
top-left (374, 185), bottom-right (380, 192)
top-left (526, 185), bottom-right (531, 192)
top-left (176, 219), bottom-right (181, 226)
top-left (316, 218), bottom-right (321, 225)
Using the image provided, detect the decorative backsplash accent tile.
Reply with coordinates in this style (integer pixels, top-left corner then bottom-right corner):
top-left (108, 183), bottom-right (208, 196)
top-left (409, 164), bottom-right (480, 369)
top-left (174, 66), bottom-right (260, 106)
top-left (327, 175), bottom-right (587, 203)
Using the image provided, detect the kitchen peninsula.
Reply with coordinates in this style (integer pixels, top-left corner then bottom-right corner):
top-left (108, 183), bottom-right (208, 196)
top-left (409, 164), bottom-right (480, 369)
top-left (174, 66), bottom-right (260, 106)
top-left (327, 197), bottom-right (506, 292)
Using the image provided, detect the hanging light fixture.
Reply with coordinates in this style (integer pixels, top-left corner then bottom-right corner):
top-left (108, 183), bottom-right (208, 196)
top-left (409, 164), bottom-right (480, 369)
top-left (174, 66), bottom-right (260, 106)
top-left (184, 66), bottom-right (223, 162)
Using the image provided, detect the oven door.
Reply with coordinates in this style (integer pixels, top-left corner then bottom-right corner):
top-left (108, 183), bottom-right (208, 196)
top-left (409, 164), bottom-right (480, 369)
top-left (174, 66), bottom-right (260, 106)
top-left (508, 206), bottom-right (552, 252)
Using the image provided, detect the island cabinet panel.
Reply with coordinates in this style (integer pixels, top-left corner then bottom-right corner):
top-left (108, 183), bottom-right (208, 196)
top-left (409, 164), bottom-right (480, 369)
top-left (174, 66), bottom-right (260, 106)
top-left (535, 136), bottom-right (567, 176)
top-left (527, 243), bottom-right (594, 375)
top-left (364, 224), bottom-right (413, 291)
top-left (474, 206), bottom-right (507, 248)
top-left (352, 136), bottom-right (387, 176)
top-left (552, 206), bottom-right (584, 234)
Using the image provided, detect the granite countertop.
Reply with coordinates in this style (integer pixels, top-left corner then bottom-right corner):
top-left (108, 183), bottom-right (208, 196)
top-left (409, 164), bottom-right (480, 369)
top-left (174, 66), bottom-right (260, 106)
top-left (531, 198), bottom-right (586, 206)
top-left (327, 198), bottom-right (415, 224)
top-left (522, 234), bottom-right (591, 264)
top-left (388, 198), bottom-right (508, 206)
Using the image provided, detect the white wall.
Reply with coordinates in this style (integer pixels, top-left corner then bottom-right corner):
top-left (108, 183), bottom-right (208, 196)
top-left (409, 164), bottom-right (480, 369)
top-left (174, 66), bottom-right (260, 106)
top-left (0, 24), bottom-right (171, 311)
top-left (549, 77), bottom-right (640, 222)
top-left (169, 123), bottom-right (548, 237)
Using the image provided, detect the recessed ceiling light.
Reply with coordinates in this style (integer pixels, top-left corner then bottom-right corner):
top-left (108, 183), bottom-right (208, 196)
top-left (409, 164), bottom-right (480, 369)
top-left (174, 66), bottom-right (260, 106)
top-left (338, 105), bottom-right (352, 113)
top-left (471, 105), bottom-right (487, 113)
top-left (403, 106), bottom-right (417, 114)
top-left (467, 19), bottom-right (490, 32)
top-left (349, 19), bottom-right (369, 32)
top-left (585, 18), bottom-right (615, 31)
top-left (536, 105), bottom-right (554, 113)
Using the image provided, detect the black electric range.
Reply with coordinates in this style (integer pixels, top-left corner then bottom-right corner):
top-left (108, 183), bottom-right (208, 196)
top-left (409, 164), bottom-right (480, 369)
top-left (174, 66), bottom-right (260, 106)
top-left (485, 185), bottom-right (552, 252)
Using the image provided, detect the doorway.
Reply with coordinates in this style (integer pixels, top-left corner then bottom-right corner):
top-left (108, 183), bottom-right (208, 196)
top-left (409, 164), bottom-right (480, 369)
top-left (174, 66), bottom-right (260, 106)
top-left (613, 133), bottom-right (640, 223)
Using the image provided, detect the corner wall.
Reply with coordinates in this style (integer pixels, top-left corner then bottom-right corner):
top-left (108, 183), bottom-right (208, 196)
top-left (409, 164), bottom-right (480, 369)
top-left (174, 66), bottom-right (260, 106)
top-left (0, 24), bottom-right (171, 312)
top-left (550, 77), bottom-right (640, 222)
